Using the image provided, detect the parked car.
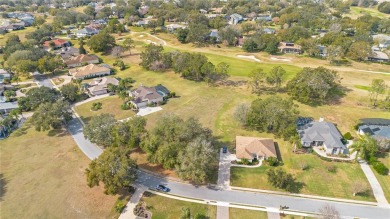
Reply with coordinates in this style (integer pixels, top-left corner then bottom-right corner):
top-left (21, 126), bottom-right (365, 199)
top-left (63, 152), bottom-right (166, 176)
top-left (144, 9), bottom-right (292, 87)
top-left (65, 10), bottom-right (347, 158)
top-left (156, 184), bottom-right (170, 192)
top-left (222, 146), bottom-right (228, 153)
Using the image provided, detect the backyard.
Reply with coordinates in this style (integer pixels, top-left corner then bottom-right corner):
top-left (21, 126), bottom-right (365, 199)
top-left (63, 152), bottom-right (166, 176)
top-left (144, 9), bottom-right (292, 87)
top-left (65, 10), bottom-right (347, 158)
top-left (0, 121), bottom-right (119, 218)
top-left (140, 192), bottom-right (216, 219)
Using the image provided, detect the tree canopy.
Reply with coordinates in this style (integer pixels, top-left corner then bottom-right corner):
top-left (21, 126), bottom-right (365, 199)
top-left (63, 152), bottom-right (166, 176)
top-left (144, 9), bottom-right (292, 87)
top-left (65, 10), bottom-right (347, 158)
top-left (18, 87), bottom-right (61, 111)
top-left (287, 67), bottom-right (341, 105)
top-left (85, 147), bottom-right (137, 195)
top-left (83, 114), bottom-right (117, 147)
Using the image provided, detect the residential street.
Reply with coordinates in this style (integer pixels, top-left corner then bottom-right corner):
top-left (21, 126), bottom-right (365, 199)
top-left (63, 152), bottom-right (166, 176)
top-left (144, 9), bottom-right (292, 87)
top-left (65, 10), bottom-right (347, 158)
top-left (34, 72), bottom-right (390, 218)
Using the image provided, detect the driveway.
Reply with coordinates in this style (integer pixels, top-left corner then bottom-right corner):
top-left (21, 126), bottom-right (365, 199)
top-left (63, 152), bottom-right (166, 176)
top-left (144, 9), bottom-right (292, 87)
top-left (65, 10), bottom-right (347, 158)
top-left (136, 106), bottom-right (162, 116)
top-left (217, 149), bottom-right (236, 190)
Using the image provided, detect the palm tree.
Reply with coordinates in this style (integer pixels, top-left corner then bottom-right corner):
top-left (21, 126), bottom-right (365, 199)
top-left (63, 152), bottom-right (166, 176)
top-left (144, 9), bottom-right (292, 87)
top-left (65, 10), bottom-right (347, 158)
top-left (350, 135), bottom-right (378, 160)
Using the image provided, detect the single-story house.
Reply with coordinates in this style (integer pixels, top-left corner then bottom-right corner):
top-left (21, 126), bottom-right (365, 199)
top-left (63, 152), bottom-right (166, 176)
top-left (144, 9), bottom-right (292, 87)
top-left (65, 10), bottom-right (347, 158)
top-left (87, 77), bottom-right (119, 96)
top-left (0, 101), bottom-right (19, 114)
top-left (43, 39), bottom-right (70, 50)
top-left (255, 15), bottom-right (272, 22)
top-left (134, 20), bottom-right (149, 27)
top-left (209, 29), bottom-right (220, 42)
top-left (358, 118), bottom-right (390, 142)
top-left (0, 69), bottom-right (11, 84)
top-left (229, 13), bottom-right (243, 25)
top-left (297, 117), bottom-right (347, 155)
top-left (262, 28), bottom-right (275, 34)
top-left (64, 54), bottom-right (100, 68)
top-left (129, 84), bottom-right (170, 109)
top-left (76, 27), bottom-right (99, 38)
top-left (368, 51), bottom-right (389, 63)
top-left (69, 64), bottom-right (111, 80)
top-left (54, 46), bottom-right (79, 59)
top-left (236, 136), bottom-right (277, 161)
top-left (318, 45), bottom-right (327, 57)
top-left (379, 40), bottom-right (390, 49)
top-left (278, 42), bottom-right (302, 54)
top-left (166, 24), bottom-right (186, 32)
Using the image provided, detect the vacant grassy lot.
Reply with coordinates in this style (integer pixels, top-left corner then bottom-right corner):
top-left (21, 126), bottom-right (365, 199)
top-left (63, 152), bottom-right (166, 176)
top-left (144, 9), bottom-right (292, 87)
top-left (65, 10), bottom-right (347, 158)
top-left (348, 6), bottom-right (390, 19)
top-left (0, 121), bottom-right (118, 219)
top-left (231, 152), bottom-right (375, 201)
top-left (75, 95), bottom-right (135, 123)
top-left (372, 153), bottom-right (390, 202)
top-left (141, 192), bottom-right (216, 219)
top-left (230, 208), bottom-right (268, 219)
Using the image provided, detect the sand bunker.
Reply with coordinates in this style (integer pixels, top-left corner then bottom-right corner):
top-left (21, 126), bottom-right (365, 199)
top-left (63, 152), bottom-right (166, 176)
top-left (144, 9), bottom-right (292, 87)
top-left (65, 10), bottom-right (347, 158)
top-left (236, 55), bottom-right (261, 62)
top-left (270, 57), bottom-right (291, 62)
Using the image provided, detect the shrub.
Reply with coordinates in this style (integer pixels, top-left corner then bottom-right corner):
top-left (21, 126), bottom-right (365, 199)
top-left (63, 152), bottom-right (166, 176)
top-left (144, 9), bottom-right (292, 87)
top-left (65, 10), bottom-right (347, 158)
top-left (266, 157), bottom-right (279, 166)
top-left (372, 162), bottom-right (389, 175)
top-left (267, 168), bottom-right (297, 192)
top-left (169, 91), bottom-right (176, 98)
top-left (91, 102), bottom-right (102, 111)
top-left (114, 200), bottom-right (126, 213)
top-left (326, 164), bottom-right (337, 173)
top-left (241, 158), bottom-right (250, 165)
top-left (121, 103), bottom-right (130, 110)
top-left (343, 132), bottom-right (353, 140)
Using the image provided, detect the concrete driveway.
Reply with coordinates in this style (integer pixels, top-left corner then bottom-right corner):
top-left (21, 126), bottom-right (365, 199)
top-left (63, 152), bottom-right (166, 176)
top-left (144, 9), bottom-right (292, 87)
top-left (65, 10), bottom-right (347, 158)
top-left (217, 148), bottom-right (236, 190)
top-left (136, 106), bottom-right (162, 116)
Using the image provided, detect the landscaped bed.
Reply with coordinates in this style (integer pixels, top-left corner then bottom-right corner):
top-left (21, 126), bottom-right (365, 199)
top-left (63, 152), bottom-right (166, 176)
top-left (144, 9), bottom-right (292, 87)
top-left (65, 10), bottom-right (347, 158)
top-left (140, 192), bottom-right (217, 219)
top-left (75, 95), bottom-right (135, 123)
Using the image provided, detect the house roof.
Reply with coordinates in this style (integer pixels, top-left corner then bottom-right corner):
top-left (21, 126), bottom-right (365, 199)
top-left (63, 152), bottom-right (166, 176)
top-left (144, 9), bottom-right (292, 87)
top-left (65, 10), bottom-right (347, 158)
top-left (0, 101), bottom-right (19, 111)
top-left (43, 38), bottom-right (68, 47)
top-left (359, 125), bottom-right (390, 140)
top-left (369, 51), bottom-right (389, 60)
top-left (360, 118), bottom-right (390, 126)
top-left (76, 27), bottom-right (98, 34)
top-left (69, 64), bottom-right (110, 78)
top-left (236, 136), bottom-right (277, 159)
top-left (298, 120), bottom-right (345, 149)
top-left (88, 77), bottom-right (119, 87)
top-left (132, 85), bottom-right (169, 103)
top-left (0, 69), bottom-right (9, 75)
top-left (64, 54), bottom-right (99, 65)
top-left (278, 42), bottom-right (301, 50)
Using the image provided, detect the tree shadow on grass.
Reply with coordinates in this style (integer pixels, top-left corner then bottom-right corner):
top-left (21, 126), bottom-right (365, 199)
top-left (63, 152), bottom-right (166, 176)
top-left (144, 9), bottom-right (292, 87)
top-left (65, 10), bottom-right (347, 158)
top-left (0, 173), bottom-right (7, 201)
top-left (47, 128), bottom-right (68, 137)
top-left (287, 181), bottom-right (305, 193)
top-left (12, 121), bottom-right (32, 137)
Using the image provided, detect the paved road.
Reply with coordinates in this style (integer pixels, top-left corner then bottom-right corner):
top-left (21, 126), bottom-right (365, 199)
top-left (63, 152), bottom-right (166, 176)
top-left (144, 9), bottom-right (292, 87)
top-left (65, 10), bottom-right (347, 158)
top-left (64, 116), bottom-right (390, 218)
top-left (66, 116), bottom-right (103, 160)
top-left (360, 161), bottom-right (389, 207)
top-left (34, 74), bottom-right (54, 88)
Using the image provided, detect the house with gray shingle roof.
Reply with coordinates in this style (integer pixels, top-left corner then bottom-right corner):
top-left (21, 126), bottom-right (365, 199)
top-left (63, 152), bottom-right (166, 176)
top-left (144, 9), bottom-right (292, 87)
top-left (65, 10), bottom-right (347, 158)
top-left (358, 118), bottom-right (390, 142)
top-left (297, 117), bottom-right (347, 155)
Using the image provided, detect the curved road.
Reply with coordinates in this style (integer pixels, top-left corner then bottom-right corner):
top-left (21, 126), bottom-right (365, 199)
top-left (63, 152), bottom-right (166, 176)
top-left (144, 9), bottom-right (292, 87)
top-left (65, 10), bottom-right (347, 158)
top-left (65, 116), bottom-right (390, 218)
top-left (34, 66), bottom-right (390, 218)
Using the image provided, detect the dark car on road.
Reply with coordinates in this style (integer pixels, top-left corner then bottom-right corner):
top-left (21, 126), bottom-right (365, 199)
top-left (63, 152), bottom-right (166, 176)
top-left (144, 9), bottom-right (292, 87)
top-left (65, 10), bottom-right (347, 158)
top-left (222, 146), bottom-right (228, 153)
top-left (156, 185), bottom-right (170, 192)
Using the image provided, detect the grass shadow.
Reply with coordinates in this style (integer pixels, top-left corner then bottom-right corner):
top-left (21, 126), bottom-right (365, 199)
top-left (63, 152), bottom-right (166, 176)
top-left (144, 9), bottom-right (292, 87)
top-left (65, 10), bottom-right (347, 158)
top-left (0, 173), bottom-right (6, 201)
top-left (47, 128), bottom-right (68, 137)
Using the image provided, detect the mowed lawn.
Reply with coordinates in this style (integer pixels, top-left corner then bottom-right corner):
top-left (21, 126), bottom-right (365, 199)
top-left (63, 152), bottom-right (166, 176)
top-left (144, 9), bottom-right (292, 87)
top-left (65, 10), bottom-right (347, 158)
top-left (0, 121), bottom-right (118, 219)
top-left (141, 192), bottom-right (216, 219)
top-left (75, 95), bottom-right (135, 123)
top-left (229, 208), bottom-right (268, 219)
top-left (231, 152), bottom-right (375, 201)
top-left (372, 153), bottom-right (390, 202)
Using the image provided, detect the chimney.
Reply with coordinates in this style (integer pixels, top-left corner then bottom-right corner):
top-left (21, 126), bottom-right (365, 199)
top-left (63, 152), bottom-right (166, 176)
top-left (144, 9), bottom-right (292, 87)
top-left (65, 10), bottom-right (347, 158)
top-left (319, 117), bottom-right (324, 122)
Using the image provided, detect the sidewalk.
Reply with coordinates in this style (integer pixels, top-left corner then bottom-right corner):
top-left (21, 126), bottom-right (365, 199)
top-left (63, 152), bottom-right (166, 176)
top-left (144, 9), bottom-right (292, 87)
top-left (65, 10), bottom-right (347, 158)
top-left (359, 161), bottom-right (389, 207)
top-left (118, 186), bottom-right (147, 219)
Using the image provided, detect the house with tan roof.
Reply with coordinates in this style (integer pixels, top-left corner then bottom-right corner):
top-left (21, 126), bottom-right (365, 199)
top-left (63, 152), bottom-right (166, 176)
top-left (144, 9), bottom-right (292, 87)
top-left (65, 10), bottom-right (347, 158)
top-left (235, 136), bottom-right (277, 161)
top-left (69, 64), bottom-right (111, 80)
top-left (43, 38), bottom-right (70, 50)
top-left (64, 54), bottom-right (100, 68)
top-left (87, 77), bottom-right (119, 96)
top-left (129, 85), bottom-right (170, 109)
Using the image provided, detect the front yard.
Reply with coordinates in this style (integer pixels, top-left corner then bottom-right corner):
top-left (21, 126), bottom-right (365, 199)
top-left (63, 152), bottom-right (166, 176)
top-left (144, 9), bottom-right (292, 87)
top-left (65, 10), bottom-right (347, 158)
top-left (140, 192), bottom-right (216, 219)
top-left (231, 153), bottom-right (375, 201)
top-left (75, 95), bottom-right (135, 123)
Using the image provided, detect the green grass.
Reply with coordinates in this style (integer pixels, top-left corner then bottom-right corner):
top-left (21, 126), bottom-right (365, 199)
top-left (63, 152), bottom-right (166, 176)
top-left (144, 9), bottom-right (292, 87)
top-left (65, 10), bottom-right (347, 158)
top-left (229, 208), bottom-right (268, 219)
top-left (372, 153), bottom-right (390, 202)
top-left (0, 121), bottom-right (118, 218)
top-left (163, 46), bottom-right (302, 78)
top-left (231, 152), bottom-right (375, 201)
top-left (141, 192), bottom-right (216, 219)
top-left (75, 95), bottom-right (135, 123)
top-left (349, 6), bottom-right (390, 19)
top-left (354, 85), bottom-right (370, 91)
